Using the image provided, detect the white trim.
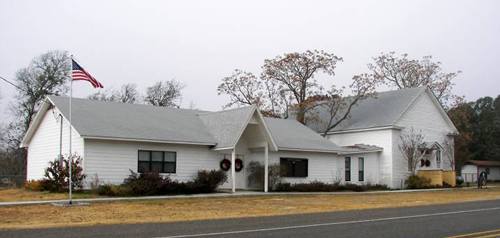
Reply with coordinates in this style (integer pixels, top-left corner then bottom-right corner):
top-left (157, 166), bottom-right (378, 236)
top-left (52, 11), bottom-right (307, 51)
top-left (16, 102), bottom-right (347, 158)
top-left (338, 150), bottom-right (383, 155)
top-left (20, 99), bottom-right (51, 147)
top-left (392, 87), bottom-right (458, 134)
top-left (391, 87), bottom-right (427, 126)
top-left (83, 136), bottom-right (216, 146)
top-left (254, 109), bottom-right (279, 151)
top-left (277, 147), bottom-right (381, 155)
top-left (227, 105), bottom-right (257, 149)
top-left (423, 88), bottom-right (459, 133)
top-left (277, 147), bottom-right (342, 154)
top-left (325, 126), bottom-right (402, 135)
top-left (212, 147), bottom-right (235, 151)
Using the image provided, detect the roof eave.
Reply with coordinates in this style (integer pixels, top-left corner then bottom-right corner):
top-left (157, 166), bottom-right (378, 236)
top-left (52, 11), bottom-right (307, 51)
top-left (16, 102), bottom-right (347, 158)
top-left (20, 98), bottom-right (52, 148)
top-left (325, 125), bottom-right (403, 135)
top-left (83, 136), bottom-right (217, 146)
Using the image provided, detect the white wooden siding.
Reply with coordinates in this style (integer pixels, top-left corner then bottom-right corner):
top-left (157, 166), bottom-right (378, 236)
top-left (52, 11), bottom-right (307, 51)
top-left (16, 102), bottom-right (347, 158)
top-left (327, 129), bottom-right (395, 187)
top-left (84, 139), bottom-right (221, 185)
top-left (27, 108), bottom-right (84, 180)
top-left (247, 151), bottom-right (379, 185)
top-left (394, 91), bottom-right (456, 185)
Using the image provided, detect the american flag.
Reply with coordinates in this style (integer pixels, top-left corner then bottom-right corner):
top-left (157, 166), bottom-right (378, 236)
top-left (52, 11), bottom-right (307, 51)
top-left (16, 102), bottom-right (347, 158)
top-left (72, 59), bottom-right (103, 88)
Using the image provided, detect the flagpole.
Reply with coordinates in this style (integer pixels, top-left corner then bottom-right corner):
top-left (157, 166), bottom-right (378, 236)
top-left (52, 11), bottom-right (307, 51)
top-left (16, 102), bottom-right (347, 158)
top-left (69, 55), bottom-right (73, 205)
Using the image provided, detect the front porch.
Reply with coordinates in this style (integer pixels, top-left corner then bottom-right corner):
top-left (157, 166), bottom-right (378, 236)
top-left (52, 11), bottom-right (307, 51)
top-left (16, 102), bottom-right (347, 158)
top-left (212, 109), bottom-right (277, 193)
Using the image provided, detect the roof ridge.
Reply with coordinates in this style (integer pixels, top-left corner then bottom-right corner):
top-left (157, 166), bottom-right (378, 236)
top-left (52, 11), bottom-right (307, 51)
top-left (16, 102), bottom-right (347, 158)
top-left (197, 105), bottom-right (256, 116)
top-left (48, 95), bottom-right (207, 113)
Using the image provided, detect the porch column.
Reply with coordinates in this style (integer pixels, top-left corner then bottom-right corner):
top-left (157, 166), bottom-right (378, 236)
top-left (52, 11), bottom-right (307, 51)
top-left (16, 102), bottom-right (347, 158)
top-left (264, 143), bottom-right (269, 193)
top-left (231, 148), bottom-right (236, 193)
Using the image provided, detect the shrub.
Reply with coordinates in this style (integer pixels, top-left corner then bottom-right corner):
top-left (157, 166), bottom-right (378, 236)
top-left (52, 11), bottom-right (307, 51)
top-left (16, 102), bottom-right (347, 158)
top-left (43, 155), bottom-right (86, 192)
top-left (190, 170), bottom-right (228, 193)
top-left (24, 180), bottom-right (44, 191)
top-left (96, 184), bottom-right (131, 196)
top-left (405, 175), bottom-right (432, 189)
top-left (246, 162), bottom-right (281, 191)
top-left (88, 174), bottom-right (101, 191)
top-left (122, 170), bottom-right (165, 196)
top-left (456, 176), bottom-right (464, 186)
top-left (97, 169), bottom-right (228, 197)
top-left (274, 181), bottom-right (388, 192)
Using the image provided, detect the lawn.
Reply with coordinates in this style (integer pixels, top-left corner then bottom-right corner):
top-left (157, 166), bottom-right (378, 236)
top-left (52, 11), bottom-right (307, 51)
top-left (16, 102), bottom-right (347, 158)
top-left (1, 187), bottom-right (500, 230)
top-left (0, 188), bottom-right (101, 202)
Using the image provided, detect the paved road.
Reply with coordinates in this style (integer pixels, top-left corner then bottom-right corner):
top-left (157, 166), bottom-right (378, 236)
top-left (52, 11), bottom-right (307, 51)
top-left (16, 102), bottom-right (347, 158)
top-left (1, 199), bottom-right (500, 238)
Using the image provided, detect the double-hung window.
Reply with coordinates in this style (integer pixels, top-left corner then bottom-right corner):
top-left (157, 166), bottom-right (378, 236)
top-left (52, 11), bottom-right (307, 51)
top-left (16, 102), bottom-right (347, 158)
top-left (280, 158), bottom-right (308, 177)
top-left (358, 157), bottom-right (364, 182)
top-left (345, 157), bottom-right (351, 182)
top-left (138, 150), bottom-right (176, 173)
top-left (436, 149), bottom-right (441, 168)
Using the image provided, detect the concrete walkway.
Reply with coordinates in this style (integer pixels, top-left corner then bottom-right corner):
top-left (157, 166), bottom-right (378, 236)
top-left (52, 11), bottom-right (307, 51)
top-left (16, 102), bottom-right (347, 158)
top-left (0, 186), bottom-right (491, 207)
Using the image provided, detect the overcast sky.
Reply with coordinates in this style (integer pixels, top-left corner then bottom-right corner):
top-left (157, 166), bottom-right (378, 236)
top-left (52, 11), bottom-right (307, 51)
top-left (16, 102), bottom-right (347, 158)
top-left (1, 0), bottom-right (499, 116)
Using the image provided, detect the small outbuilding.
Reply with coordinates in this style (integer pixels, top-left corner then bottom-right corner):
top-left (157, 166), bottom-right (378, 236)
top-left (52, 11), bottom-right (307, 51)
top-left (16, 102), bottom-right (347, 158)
top-left (461, 160), bottom-right (500, 183)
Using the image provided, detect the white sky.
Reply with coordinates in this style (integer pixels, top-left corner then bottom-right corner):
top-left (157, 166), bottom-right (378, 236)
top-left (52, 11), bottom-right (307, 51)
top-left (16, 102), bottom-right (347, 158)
top-left (1, 0), bottom-right (499, 118)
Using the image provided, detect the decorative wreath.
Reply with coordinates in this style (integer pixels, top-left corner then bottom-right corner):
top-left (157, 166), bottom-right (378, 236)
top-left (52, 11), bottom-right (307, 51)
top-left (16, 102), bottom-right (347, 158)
top-left (235, 159), bottom-right (243, 172)
top-left (220, 159), bottom-right (231, 171)
top-left (219, 158), bottom-right (244, 172)
top-left (420, 159), bottom-right (425, 167)
top-left (425, 159), bottom-right (431, 167)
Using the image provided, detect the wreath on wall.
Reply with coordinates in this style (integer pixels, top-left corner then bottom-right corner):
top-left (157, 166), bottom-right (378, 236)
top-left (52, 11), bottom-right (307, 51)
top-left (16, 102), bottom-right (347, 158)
top-left (220, 159), bottom-right (231, 171)
top-left (420, 159), bottom-right (431, 167)
top-left (219, 158), bottom-right (244, 172)
top-left (235, 159), bottom-right (243, 172)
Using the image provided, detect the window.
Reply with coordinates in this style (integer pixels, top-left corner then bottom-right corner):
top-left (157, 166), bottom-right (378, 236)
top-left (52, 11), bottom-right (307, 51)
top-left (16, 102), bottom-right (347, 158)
top-left (436, 149), bottom-right (441, 168)
top-left (345, 157), bottom-right (351, 182)
top-left (280, 158), bottom-right (308, 177)
top-left (358, 157), bottom-right (364, 182)
top-left (138, 150), bottom-right (176, 173)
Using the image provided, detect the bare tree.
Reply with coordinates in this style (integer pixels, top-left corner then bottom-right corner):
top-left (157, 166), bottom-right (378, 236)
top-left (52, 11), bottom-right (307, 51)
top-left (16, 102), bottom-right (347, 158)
top-left (145, 80), bottom-right (184, 107)
top-left (218, 50), bottom-right (378, 124)
top-left (442, 137), bottom-right (455, 171)
top-left (217, 70), bottom-right (263, 108)
top-left (119, 84), bottom-right (138, 104)
top-left (366, 52), bottom-right (461, 106)
top-left (6, 50), bottom-right (70, 148)
top-left (261, 50), bottom-right (343, 123)
top-left (217, 69), bottom-right (289, 117)
top-left (317, 73), bottom-right (379, 135)
top-left (399, 128), bottom-right (426, 174)
top-left (88, 83), bottom-right (139, 104)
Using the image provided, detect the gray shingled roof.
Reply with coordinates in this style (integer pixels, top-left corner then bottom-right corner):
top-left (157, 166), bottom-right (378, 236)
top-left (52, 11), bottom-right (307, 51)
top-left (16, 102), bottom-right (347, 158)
top-left (306, 87), bottom-right (425, 133)
top-left (264, 118), bottom-right (346, 153)
top-left (45, 96), bottom-right (370, 154)
top-left (48, 96), bottom-right (217, 145)
top-left (198, 106), bottom-right (256, 149)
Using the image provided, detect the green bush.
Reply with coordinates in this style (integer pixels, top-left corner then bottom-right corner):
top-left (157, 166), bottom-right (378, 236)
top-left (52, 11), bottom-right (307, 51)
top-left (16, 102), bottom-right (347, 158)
top-left (405, 175), bottom-right (433, 189)
top-left (36, 155), bottom-right (86, 192)
top-left (274, 181), bottom-right (388, 192)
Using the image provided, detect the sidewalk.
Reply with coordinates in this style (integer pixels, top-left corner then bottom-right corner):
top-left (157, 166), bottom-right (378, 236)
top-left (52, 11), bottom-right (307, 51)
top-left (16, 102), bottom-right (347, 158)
top-left (0, 186), bottom-right (491, 207)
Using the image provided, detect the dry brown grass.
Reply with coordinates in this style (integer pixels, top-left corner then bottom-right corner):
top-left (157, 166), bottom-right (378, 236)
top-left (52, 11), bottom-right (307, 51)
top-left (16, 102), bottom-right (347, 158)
top-left (1, 187), bottom-right (500, 230)
top-left (0, 188), bottom-right (100, 202)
